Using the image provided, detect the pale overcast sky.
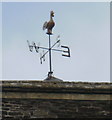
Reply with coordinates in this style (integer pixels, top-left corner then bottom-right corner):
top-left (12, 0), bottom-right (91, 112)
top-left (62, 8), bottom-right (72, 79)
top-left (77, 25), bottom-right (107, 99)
top-left (1, 2), bottom-right (110, 82)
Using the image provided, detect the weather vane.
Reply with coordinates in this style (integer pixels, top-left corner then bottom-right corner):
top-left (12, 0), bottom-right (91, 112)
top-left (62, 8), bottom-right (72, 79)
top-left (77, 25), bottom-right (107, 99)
top-left (27, 11), bottom-right (70, 80)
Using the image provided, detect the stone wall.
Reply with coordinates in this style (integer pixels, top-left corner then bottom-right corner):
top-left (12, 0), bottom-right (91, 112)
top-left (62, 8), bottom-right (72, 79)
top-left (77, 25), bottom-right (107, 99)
top-left (2, 99), bottom-right (111, 119)
top-left (1, 81), bottom-right (112, 119)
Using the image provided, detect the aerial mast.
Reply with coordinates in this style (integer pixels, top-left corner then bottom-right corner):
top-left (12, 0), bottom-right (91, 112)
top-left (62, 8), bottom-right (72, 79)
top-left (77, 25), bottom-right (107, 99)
top-left (27, 11), bottom-right (70, 81)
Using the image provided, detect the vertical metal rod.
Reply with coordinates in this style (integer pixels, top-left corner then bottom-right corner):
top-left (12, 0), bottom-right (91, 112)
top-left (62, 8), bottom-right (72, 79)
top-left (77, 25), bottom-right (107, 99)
top-left (48, 34), bottom-right (52, 76)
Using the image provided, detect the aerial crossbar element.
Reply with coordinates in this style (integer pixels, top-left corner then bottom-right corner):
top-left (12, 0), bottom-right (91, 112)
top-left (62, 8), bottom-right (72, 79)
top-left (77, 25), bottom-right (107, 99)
top-left (61, 45), bottom-right (70, 57)
top-left (27, 37), bottom-right (70, 62)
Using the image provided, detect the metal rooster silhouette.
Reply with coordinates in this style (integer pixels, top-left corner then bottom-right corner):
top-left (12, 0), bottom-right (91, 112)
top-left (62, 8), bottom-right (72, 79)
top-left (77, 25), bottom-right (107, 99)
top-left (43, 11), bottom-right (55, 35)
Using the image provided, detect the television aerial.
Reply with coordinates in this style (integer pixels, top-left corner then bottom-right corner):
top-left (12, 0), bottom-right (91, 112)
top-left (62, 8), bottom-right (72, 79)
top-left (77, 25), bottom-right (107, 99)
top-left (27, 11), bottom-right (70, 81)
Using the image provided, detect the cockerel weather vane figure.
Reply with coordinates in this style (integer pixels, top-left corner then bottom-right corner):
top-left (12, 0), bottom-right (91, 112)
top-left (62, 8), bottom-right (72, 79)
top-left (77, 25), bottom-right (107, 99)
top-left (43, 11), bottom-right (55, 35)
top-left (27, 11), bottom-right (70, 81)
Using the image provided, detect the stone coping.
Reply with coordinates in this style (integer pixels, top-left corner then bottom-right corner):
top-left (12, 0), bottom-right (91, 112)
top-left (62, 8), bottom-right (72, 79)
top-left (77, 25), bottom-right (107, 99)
top-left (1, 80), bottom-right (112, 94)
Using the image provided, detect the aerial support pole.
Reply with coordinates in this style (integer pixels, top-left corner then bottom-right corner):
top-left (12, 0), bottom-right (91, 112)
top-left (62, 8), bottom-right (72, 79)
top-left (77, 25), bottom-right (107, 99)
top-left (48, 34), bottom-right (53, 77)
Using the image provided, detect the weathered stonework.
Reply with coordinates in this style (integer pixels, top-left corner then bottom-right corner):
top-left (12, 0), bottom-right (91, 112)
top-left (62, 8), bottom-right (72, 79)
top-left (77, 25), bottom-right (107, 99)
top-left (1, 81), bottom-right (112, 119)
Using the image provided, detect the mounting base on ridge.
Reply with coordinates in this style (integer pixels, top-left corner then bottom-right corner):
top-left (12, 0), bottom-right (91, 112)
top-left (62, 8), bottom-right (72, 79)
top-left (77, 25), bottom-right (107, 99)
top-left (44, 76), bottom-right (63, 82)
